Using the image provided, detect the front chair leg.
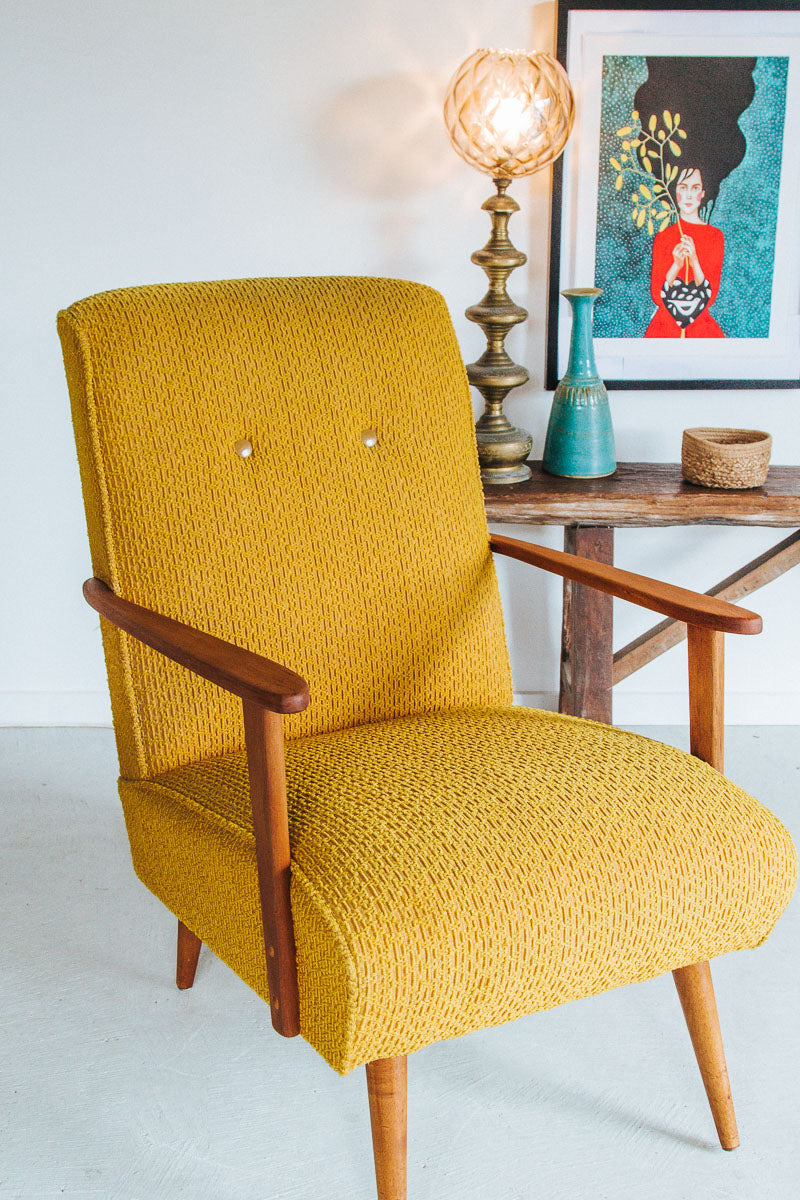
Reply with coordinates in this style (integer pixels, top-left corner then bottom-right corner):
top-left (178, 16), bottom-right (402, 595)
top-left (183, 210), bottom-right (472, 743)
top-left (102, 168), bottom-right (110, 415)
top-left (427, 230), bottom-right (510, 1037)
top-left (682, 629), bottom-right (738, 1149)
top-left (673, 960), bottom-right (739, 1150)
top-left (176, 920), bottom-right (202, 990)
top-left (366, 1056), bottom-right (407, 1200)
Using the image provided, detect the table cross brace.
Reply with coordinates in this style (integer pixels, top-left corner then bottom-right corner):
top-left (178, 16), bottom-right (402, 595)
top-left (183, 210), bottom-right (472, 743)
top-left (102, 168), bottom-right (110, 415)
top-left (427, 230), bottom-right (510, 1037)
top-left (613, 529), bottom-right (800, 685)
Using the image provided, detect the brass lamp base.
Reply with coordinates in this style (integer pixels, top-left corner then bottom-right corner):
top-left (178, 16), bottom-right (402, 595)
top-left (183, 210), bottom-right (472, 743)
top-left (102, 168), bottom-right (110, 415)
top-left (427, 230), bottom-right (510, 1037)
top-left (466, 178), bottom-right (533, 486)
top-left (475, 411), bottom-right (533, 483)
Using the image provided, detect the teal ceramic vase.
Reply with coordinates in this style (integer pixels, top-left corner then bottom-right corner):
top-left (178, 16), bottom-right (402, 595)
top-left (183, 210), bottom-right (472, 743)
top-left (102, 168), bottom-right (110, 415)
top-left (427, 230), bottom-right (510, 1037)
top-left (543, 288), bottom-right (616, 478)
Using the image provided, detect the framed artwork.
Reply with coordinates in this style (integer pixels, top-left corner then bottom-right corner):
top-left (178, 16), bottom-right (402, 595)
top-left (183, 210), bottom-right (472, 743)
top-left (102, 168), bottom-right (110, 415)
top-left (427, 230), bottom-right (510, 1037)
top-left (547, 1), bottom-right (800, 389)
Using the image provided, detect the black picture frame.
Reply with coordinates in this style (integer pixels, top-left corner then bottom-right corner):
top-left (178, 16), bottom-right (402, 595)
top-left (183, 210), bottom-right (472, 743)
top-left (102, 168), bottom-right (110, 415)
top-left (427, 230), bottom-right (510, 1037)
top-left (546, 0), bottom-right (800, 390)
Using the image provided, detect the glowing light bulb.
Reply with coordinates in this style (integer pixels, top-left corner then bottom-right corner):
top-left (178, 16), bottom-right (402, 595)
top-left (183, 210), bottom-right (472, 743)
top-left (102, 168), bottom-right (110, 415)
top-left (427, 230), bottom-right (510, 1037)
top-left (490, 95), bottom-right (527, 151)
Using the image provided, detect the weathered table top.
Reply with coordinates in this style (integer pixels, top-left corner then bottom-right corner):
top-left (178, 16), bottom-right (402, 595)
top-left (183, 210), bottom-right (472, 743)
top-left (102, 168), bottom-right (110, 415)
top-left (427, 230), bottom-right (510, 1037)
top-left (483, 462), bottom-right (800, 528)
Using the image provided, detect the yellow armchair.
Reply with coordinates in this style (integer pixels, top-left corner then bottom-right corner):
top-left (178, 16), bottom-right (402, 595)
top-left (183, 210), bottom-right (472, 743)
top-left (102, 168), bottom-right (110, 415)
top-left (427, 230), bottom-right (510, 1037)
top-left (59, 277), bottom-right (795, 1198)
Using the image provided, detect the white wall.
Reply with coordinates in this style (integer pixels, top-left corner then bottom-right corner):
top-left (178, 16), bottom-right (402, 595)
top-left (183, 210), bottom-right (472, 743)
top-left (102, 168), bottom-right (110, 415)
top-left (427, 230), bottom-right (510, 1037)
top-left (2, 0), bottom-right (799, 726)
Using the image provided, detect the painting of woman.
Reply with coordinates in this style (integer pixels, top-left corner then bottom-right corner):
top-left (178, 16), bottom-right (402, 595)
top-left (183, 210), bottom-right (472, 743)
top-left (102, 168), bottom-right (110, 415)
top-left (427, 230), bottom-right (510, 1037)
top-left (632, 57), bottom-right (757, 339)
top-left (646, 167), bottom-right (724, 337)
top-left (563, 26), bottom-right (793, 387)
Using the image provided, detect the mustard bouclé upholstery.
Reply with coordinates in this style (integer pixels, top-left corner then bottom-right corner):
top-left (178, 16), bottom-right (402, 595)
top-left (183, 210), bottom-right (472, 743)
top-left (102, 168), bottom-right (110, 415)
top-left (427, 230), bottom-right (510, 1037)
top-left (124, 707), bottom-right (794, 1073)
top-left (58, 277), bottom-right (511, 779)
top-left (59, 277), bottom-right (796, 1076)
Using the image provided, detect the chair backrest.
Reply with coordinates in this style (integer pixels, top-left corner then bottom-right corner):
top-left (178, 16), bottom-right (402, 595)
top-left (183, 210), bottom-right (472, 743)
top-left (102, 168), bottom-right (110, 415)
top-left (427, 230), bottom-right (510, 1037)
top-left (59, 277), bottom-right (512, 779)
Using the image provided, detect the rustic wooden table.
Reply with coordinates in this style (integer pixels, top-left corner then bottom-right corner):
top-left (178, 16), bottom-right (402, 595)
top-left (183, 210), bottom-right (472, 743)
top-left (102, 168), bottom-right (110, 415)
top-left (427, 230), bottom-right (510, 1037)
top-left (484, 462), bottom-right (800, 724)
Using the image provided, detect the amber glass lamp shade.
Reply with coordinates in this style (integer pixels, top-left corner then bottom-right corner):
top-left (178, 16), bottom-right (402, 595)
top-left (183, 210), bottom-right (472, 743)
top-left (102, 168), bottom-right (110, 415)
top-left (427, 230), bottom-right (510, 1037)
top-left (443, 48), bottom-right (574, 179)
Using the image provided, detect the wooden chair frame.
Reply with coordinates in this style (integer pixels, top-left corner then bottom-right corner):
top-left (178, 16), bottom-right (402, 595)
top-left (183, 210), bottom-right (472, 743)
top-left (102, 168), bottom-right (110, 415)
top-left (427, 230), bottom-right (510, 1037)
top-left (84, 531), bottom-right (760, 1198)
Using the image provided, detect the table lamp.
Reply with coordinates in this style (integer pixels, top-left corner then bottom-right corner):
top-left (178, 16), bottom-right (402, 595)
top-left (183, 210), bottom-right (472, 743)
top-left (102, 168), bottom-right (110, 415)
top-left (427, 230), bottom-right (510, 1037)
top-left (444, 48), bottom-right (574, 483)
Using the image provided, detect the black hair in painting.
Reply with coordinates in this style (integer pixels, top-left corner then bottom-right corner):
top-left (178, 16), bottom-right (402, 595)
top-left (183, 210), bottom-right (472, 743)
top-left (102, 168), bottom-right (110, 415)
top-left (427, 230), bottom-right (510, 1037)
top-left (634, 57), bottom-right (756, 220)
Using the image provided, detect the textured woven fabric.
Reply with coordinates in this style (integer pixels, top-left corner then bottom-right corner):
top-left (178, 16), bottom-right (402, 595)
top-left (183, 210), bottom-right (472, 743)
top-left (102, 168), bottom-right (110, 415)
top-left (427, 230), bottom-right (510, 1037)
top-left (58, 277), bottom-right (512, 778)
top-left (121, 706), bottom-right (795, 1074)
top-left (60, 276), bottom-right (796, 1078)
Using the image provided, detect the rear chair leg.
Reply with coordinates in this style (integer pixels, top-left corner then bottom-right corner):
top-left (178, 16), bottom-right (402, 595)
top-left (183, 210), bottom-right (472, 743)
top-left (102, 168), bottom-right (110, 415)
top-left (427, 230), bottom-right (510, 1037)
top-left (176, 920), bottom-right (202, 990)
top-left (366, 1056), bottom-right (407, 1200)
top-left (673, 960), bottom-right (739, 1150)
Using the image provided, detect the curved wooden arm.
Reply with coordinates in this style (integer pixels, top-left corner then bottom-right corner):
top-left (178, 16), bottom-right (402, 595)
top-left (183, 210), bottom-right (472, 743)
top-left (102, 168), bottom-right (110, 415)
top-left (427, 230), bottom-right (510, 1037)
top-left (83, 578), bottom-right (310, 713)
top-left (489, 534), bottom-right (761, 635)
top-left (84, 577), bottom-right (306, 1034)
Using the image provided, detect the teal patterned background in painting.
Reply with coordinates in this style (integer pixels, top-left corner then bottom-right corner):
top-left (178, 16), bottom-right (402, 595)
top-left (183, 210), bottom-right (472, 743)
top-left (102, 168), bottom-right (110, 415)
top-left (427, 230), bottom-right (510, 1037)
top-left (594, 55), bottom-right (788, 339)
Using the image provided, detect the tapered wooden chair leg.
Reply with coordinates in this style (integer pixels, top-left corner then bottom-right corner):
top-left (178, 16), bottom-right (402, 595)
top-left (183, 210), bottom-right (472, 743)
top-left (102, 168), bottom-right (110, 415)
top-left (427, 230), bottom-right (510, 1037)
top-left (176, 920), bottom-right (202, 990)
top-left (366, 1056), bottom-right (407, 1200)
top-left (673, 960), bottom-right (739, 1150)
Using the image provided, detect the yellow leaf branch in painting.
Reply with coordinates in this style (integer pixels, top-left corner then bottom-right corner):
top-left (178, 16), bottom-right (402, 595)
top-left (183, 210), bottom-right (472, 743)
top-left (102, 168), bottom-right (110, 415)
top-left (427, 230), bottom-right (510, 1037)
top-left (611, 106), bottom-right (685, 242)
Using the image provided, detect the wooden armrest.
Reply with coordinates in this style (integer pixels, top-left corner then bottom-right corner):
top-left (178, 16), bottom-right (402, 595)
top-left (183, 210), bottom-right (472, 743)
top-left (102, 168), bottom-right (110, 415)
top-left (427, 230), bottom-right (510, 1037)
top-left (83, 578), bottom-right (310, 714)
top-left (85, 577), bottom-right (305, 1037)
top-left (489, 534), bottom-right (761, 635)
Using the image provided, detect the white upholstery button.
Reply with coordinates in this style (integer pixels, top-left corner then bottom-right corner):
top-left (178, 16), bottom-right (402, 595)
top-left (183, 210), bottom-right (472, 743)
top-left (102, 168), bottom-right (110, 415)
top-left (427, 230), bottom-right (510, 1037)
top-left (361, 429), bottom-right (378, 447)
top-left (234, 439), bottom-right (253, 458)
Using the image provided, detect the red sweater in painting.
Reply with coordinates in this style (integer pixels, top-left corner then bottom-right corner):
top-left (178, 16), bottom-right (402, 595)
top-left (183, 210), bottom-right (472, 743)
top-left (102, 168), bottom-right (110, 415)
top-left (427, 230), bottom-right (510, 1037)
top-left (645, 221), bottom-right (725, 338)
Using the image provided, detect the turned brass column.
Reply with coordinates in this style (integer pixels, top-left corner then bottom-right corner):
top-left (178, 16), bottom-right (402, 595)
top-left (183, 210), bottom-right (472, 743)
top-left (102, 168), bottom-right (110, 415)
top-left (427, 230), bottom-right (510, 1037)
top-left (467, 177), bottom-right (532, 484)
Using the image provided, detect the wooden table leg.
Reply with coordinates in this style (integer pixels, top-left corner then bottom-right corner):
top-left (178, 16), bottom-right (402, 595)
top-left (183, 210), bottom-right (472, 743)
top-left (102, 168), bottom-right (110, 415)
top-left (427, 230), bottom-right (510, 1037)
top-left (559, 525), bottom-right (614, 723)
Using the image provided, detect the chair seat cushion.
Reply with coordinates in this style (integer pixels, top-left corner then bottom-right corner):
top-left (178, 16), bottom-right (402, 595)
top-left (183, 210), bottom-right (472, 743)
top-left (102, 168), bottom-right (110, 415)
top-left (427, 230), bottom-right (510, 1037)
top-left (119, 706), bottom-right (796, 1073)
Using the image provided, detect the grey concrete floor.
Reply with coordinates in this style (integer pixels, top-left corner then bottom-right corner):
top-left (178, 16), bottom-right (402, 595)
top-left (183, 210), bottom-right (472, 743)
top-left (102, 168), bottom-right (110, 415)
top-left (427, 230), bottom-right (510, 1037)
top-left (1, 725), bottom-right (798, 1200)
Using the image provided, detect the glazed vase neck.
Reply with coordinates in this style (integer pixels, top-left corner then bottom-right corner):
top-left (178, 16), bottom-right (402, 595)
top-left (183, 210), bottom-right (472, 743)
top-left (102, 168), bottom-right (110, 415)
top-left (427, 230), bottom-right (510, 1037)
top-left (564, 289), bottom-right (601, 381)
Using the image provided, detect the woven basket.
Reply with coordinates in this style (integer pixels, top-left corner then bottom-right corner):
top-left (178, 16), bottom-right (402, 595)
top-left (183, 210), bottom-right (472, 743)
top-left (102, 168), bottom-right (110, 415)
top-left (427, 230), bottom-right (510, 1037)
top-left (682, 427), bottom-right (772, 489)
